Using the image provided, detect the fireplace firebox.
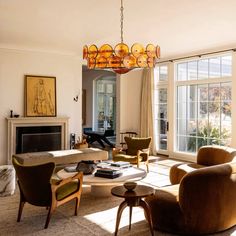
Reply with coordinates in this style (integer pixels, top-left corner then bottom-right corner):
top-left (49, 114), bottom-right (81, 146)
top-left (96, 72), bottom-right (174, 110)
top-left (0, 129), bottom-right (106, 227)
top-left (16, 126), bottom-right (61, 153)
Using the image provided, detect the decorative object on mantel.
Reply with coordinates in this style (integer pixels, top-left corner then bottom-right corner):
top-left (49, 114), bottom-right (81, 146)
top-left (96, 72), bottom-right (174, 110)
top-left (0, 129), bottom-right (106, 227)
top-left (10, 110), bottom-right (19, 118)
top-left (83, 0), bottom-right (160, 74)
top-left (24, 75), bottom-right (56, 117)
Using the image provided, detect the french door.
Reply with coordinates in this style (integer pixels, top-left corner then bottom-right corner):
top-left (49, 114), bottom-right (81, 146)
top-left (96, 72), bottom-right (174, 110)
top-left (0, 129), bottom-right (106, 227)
top-left (154, 66), bottom-right (169, 154)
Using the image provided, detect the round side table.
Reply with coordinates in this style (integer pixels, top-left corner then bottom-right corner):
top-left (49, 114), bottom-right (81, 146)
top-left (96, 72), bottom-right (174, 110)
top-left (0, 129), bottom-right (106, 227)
top-left (111, 185), bottom-right (154, 236)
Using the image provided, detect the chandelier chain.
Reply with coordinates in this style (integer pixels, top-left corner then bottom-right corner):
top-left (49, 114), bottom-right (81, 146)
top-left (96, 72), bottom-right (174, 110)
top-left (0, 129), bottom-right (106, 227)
top-left (120, 0), bottom-right (124, 43)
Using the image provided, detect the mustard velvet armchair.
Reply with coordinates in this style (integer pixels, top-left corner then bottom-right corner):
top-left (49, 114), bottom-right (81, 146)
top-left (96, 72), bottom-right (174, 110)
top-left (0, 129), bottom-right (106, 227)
top-left (112, 137), bottom-right (152, 172)
top-left (146, 162), bottom-right (236, 235)
top-left (13, 157), bottom-right (83, 229)
top-left (170, 145), bottom-right (236, 184)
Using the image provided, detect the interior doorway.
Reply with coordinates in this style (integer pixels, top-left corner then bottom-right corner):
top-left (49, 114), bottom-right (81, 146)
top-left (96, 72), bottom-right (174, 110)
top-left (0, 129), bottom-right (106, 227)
top-left (82, 66), bottom-right (116, 134)
top-left (94, 78), bottom-right (116, 132)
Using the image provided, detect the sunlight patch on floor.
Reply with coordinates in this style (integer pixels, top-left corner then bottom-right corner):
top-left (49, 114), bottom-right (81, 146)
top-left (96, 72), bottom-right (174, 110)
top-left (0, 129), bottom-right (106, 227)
top-left (84, 206), bottom-right (145, 233)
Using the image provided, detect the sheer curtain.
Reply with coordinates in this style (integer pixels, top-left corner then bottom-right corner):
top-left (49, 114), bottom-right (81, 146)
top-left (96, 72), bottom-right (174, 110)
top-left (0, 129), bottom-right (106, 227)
top-left (140, 68), bottom-right (156, 154)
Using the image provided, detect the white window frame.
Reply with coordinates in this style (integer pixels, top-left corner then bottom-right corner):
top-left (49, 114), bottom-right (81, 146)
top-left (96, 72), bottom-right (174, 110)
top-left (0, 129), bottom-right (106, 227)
top-left (173, 53), bottom-right (233, 161)
top-left (154, 52), bottom-right (236, 162)
top-left (153, 63), bottom-right (171, 155)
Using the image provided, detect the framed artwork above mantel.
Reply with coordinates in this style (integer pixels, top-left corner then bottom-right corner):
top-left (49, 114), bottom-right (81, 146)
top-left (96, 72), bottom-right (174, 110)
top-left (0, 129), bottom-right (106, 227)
top-left (24, 75), bottom-right (57, 117)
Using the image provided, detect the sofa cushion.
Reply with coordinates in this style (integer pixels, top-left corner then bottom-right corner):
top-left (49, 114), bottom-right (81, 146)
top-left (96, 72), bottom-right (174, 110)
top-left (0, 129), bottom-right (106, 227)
top-left (56, 181), bottom-right (79, 201)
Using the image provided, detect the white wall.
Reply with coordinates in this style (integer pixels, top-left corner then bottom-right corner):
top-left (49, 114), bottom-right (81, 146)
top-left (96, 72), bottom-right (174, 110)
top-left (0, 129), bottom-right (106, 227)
top-left (0, 48), bottom-right (82, 164)
top-left (118, 69), bottom-right (143, 136)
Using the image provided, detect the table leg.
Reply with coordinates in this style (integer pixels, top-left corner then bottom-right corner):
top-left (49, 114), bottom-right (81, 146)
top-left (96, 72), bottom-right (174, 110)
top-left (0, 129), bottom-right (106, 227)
top-left (101, 136), bottom-right (115, 147)
top-left (140, 200), bottom-right (154, 236)
top-left (115, 200), bottom-right (127, 236)
top-left (129, 206), bottom-right (132, 230)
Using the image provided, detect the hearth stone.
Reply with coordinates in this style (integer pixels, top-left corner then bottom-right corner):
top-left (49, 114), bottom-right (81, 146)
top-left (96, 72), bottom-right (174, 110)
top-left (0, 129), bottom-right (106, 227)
top-left (0, 165), bottom-right (15, 197)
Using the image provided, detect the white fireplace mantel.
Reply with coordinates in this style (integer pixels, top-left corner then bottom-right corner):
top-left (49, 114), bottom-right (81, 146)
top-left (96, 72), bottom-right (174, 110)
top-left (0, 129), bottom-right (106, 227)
top-left (7, 117), bottom-right (69, 164)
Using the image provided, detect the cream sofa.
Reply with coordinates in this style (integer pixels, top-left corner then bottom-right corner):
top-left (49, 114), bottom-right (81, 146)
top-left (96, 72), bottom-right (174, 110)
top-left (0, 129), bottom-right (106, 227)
top-left (13, 148), bottom-right (108, 166)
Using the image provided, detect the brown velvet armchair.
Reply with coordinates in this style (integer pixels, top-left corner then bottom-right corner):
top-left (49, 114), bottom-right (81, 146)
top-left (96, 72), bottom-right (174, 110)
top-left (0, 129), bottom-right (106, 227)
top-left (170, 145), bottom-right (236, 184)
top-left (112, 136), bottom-right (152, 172)
top-left (146, 162), bottom-right (236, 235)
top-left (13, 157), bottom-right (83, 229)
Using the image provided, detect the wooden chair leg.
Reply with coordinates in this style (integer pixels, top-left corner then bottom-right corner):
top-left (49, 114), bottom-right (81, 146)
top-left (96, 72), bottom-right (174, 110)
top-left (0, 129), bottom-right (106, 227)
top-left (137, 162), bottom-right (140, 168)
top-left (45, 206), bottom-right (54, 229)
top-left (17, 200), bottom-right (25, 222)
top-left (74, 196), bottom-right (81, 216)
top-left (146, 161), bottom-right (149, 173)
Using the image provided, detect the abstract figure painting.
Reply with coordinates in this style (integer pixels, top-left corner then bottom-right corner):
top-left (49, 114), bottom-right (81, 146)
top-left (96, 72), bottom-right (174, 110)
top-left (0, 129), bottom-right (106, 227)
top-left (25, 75), bottom-right (56, 117)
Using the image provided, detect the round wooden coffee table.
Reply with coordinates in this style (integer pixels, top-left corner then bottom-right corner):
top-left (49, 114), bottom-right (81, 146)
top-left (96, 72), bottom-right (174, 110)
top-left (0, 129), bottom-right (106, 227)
top-left (111, 185), bottom-right (154, 236)
top-left (57, 167), bottom-right (147, 197)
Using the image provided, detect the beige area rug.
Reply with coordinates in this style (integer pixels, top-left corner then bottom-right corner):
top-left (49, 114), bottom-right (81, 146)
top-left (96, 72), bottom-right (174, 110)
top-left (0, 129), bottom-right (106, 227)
top-left (1, 158), bottom-right (236, 236)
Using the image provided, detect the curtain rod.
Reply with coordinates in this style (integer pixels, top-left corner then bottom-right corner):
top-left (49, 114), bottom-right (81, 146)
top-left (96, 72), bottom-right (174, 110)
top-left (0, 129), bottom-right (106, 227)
top-left (156, 47), bottom-right (236, 64)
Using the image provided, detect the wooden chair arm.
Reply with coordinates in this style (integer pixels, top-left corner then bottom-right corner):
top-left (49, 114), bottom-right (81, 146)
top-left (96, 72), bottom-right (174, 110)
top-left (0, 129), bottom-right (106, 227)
top-left (51, 172), bottom-right (83, 192)
top-left (141, 148), bottom-right (150, 154)
top-left (137, 148), bottom-right (150, 162)
top-left (112, 147), bottom-right (126, 157)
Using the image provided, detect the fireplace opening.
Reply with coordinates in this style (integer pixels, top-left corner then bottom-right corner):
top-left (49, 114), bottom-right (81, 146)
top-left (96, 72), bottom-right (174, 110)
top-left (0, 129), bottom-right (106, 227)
top-left (16, 126), bottom-right (62, 154)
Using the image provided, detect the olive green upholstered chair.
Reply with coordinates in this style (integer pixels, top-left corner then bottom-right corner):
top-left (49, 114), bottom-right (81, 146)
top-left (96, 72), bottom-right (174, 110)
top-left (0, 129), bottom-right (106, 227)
top-left (12, 157), bottom-right (83, 229)
top-left (112, 137), bottom-right (152, 172)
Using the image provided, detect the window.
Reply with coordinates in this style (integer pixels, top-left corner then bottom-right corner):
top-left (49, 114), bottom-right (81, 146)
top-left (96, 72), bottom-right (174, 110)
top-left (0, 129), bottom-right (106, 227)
top-left (176, 54), bottom-right (232, 153)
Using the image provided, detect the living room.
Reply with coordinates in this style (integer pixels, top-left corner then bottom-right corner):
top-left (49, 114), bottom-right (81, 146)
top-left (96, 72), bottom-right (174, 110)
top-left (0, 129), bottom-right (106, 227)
top-left (1, 0), bottom-right (236, 235)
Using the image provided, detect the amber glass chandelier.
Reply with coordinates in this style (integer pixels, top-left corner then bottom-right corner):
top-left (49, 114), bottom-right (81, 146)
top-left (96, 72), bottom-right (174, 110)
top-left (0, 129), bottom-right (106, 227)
top-left (83, 0), bottom-right (160, 74)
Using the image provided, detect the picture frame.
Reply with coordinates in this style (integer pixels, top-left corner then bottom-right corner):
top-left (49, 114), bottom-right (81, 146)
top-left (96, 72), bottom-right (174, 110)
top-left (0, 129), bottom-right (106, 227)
top-left (24, 75), bottom-right (57, 117)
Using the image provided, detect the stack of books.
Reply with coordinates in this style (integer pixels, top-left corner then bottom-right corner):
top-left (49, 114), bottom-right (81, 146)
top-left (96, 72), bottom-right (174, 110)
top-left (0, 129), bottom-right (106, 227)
top-left (95, 168), bottom-right (122, 179)
top-left (111, 161), bottom-right (132, 168)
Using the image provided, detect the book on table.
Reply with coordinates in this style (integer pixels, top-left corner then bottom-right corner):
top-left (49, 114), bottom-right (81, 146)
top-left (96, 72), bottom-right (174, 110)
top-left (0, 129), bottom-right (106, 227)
top-left (110, 161), bottom-right (132, 168)
top-left (94, 172), bottom-right (122, 179)
top-left (95, 168), bottom-right (122, 179)
top-left (96, 168), bottom-right (121, 175)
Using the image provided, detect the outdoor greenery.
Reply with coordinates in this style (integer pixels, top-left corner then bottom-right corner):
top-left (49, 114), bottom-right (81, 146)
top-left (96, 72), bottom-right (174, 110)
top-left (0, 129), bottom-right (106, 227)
top-left (187, 123), bottom-right (230, 152)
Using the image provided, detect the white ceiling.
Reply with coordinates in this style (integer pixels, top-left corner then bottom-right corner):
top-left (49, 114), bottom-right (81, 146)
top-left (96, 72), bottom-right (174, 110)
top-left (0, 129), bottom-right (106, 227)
top-left (1, 0), bottom-right (236, 60)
